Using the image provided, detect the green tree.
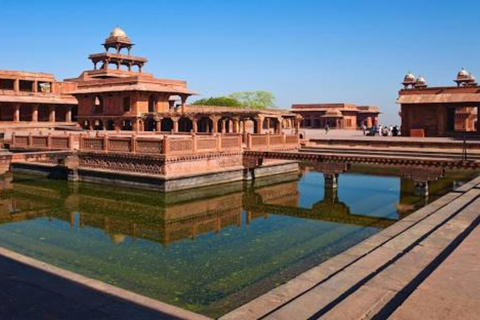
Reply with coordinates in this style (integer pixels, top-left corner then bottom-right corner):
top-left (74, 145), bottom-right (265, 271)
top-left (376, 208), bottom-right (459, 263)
top-left (228, 91), bottom-right (275, 109)
top-left (191, 96), bottom-right (242, 107)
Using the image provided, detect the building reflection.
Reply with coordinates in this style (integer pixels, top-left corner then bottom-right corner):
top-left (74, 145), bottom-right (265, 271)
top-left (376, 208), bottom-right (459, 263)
top-left (0, 163), bottom-right (475, 246)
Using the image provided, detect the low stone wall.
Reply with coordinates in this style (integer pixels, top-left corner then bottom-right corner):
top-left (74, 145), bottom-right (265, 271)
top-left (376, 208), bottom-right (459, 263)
top-left (308, 137), bottom-right (480, 150)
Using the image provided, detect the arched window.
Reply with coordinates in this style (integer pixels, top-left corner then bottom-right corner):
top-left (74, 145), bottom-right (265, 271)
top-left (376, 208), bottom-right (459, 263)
top-left (94, 96), bottom-right (104, 114)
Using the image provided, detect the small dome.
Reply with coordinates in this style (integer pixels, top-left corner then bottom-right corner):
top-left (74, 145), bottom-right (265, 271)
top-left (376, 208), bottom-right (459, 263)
top-left (416, 75), bottom-right (426, 84)
top-left (403, 71), bottom-right (416, 83)
top-left (457, 67), bottom-right (470, 79)
top-left (324, 109), bottom-right (343, 117)
top-left (109, 27), bottom-right (127, 38)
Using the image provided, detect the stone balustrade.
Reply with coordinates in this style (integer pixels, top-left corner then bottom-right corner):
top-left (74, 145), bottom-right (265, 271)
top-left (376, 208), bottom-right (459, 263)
top-left (11, 133), bottom-right (76, 150)
top-left (246, 134), bottom-right (300, 151)
top-left (11, 132), bottom-right (299, 155)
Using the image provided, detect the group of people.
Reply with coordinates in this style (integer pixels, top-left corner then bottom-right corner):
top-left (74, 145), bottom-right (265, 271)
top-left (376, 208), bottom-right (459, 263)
top-left (362, 124), bottom-right (400, 136)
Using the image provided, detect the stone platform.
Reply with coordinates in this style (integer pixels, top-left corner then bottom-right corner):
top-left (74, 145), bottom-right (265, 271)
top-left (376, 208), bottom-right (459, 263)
top-left (8, 132), bottom-right (300, 192)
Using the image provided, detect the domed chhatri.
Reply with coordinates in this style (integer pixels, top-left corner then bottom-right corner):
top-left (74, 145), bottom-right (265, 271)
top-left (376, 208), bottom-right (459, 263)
top-left (414, 75), bottom-right (427, 88)
top-left (103, 26), bottom-right (134, 55)
top-left (109, 27), bottom-right (127, 38)
top-left (454, 67), bottom-right (477, 87)
top-left (402, 71), bottom-right (417, 88)
top-left (457, 67), bottom-right (469, 79)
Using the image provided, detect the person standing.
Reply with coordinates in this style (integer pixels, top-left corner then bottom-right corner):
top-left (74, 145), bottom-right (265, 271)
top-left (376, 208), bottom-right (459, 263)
top-left (325, 124), bottom-right (330, 135)
top-left (361, 124), bottom-right (366, 135)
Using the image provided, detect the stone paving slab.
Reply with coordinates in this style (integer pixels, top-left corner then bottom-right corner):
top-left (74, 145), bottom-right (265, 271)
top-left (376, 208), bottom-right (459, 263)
top-left (390, 218), bottom-right (480, 320)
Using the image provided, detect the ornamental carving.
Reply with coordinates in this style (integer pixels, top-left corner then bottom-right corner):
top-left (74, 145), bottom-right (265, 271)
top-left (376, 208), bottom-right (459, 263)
top-left (169, 139), bottom-right (193, 152)
top-left (137, 140), bottom-right (163, 154)
top-left (109, 139), bottom-right (131, 152)
top-left (197, 138), bottom-right (217, 150)
top-left (32, 137), bottom-right (48, 147)
top-left (79, 153), bottom-right (165, 175)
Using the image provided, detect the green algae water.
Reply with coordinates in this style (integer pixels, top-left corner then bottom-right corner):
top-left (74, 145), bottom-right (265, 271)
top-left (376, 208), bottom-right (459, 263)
top-left (0, 164), bottom-right (477, 317)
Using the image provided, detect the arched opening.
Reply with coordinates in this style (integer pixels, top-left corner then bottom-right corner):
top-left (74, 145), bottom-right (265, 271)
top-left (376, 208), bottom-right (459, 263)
top-left (218, 118), bottom-right (231, 133)
top-left (107, 120), bottom-right (115, 130)
top-left (161, 118), bottom-right (174, 132)
top-left (145, 118), bottom-right (156, 131)
top-left (241, 118), bottom-right (256, 134)
top-left (94, 96), bottom-right (104, 114)
top-left (197, 117), bottom-right (213, 133)
top-left (122, 119), bottom-right (133, 131)
top-left (93, 119), bottom-right (103, 130)
top-left (178, 117), bottom-right (193, 132)
top-left (82, 120), bottom-right (90, 130)
top-left (148, 95), bottom-right (156, 113)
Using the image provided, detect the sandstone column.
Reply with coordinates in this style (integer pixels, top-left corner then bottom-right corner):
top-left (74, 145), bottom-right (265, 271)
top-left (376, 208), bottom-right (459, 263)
top-left (192, 118), bottom-right (198, 133)
top-left (172, 117), bottom-right (179, 133)
top-left (31, 104), bottom-right (38, 122)
top-left (13, 103), bottom-right (20, 122)
top-left (65, 106), bottom-right (72, 122)
top-left (49, 105), bottom-right (56, 122)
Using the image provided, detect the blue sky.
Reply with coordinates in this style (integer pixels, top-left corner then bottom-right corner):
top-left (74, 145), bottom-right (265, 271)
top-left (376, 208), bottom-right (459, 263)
top-left (1, 0), bottom-right (479, 124)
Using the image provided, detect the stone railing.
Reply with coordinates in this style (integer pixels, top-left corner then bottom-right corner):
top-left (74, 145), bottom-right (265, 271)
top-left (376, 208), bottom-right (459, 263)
top-left (11, 133), bottom-right (75, 150)
top-left (246, 134), bottom-right (299, 151)
top-left (79, 134), bottom-right (243, 155)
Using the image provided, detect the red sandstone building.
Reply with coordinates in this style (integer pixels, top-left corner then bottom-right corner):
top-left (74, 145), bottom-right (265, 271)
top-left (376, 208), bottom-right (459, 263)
top-left (0, 28), bottom-right (300, 135)
top-left (290, 104), bottom-right (380, 129)
top-left (397, 69), bottom-right (480, 137)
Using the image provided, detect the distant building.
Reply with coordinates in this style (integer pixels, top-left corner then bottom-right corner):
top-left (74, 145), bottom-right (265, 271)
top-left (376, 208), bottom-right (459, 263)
top-left (290, 103), bottom-right (380, 129)
top-left (397, 69), bottom-right (480, 137)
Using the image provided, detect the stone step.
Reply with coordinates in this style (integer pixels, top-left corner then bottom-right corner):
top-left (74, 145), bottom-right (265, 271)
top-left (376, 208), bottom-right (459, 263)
top-left (260, 188), bottom-right (480, 320)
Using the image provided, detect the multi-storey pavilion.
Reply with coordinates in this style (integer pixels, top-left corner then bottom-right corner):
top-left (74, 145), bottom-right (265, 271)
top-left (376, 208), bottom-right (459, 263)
top-left (397, 69), bottom-right (480, 137)
top-left (0, 70), bottom-right (77, 125)
top-left (290, 103), bottom-right (380, 129)
top-left (0, 27), bottom-right (299, 134)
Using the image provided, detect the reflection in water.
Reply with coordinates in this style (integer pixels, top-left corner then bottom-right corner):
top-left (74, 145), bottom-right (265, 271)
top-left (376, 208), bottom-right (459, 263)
top-left (0, 164), bottom-right (477, 317)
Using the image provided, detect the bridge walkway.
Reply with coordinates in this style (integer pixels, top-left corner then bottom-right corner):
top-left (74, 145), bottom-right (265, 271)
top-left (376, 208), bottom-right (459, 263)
top-left (220, 175), bottom-right (480, 319)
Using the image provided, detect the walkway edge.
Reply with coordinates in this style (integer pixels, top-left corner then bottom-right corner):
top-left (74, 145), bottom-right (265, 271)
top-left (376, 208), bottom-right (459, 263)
top-left (0, 246), bottom-right (212, 320)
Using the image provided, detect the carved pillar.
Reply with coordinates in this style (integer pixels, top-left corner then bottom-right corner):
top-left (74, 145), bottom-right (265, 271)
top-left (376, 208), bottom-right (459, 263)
top-left (31, 104), bottom-right (38, 122)
top-left (13, 103), bottom-right (20, 122)
top-left (180, 95), bottom-right (187, 114)
top-left (221, 119), bottom-right (226, 133)
top-left (49, 105), bottom-right (55, 122)
top-left (155, 117), bottom-right (162, 132)
top-left (65, 106), bottom-right (72, 122)
top-left (232, 119), bottom-right (239, 133)
top-left (172, 117), bottom-right (179, 133)
top-left (254, 117), bottom-right (263, 134)
top-left (266, 118), bottom-right (270, 131)
top-left (192, 118), bottom-right (198, 133)
top-left (33, 81), bottom-right (38, 93)
top-left (242, 120), bottom-right (247, 133)
top-left (211, 116), bottom-right (219, 133)
top-left (14, 79), bottom-right (19, 92)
